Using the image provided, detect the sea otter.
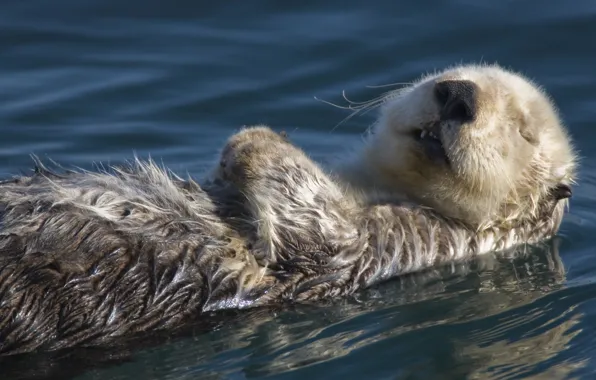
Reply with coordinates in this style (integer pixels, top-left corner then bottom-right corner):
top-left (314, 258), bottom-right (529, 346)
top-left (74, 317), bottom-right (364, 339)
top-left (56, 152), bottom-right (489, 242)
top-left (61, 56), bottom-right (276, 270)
top-left (0, 64), bottom-right (576, 355)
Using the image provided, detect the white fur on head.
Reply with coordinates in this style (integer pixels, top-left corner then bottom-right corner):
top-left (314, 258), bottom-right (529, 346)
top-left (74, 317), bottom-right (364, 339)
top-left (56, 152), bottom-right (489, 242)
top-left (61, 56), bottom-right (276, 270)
top-left (350, 64), bottom-right (576, 227)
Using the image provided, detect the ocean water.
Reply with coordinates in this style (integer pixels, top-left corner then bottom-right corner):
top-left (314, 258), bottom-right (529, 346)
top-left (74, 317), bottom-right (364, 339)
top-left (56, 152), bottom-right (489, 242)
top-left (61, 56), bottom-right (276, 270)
top-left (1, 1), bottom-right (596, 379)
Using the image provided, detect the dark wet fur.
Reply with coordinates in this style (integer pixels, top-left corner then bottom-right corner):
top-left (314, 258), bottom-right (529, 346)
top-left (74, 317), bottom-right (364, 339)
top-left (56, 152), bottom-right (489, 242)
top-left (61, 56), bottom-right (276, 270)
top-left (0, 132), bottom-right (567, 356)
top-left (0, 240), bottom-right (567, 380)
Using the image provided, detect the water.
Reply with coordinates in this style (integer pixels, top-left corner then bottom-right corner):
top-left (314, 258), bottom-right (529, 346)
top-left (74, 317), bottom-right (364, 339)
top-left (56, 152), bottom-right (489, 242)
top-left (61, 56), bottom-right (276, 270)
top-left (1, 1), bottom-right (596, 379)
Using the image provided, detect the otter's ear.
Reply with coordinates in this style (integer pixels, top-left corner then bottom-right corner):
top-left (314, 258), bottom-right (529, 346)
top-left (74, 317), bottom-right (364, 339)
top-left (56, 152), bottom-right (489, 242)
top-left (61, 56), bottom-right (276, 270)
top-left (279, 130), bottom-right (290, 141)
top-left (518, 110), bottom-right (540, 145)
top-left (551, 183), bottom-right (572, 200)
top-left (520, 129), bottom-right (539, 145)
top-left (518, 122), bottom-right (540, 145)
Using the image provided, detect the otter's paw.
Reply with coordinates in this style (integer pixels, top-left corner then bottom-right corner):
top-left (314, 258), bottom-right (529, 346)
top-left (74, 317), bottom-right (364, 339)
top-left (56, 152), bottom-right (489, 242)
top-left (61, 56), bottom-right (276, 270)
top-left (222, 126), bottom-right (289, 158)
top-left (218, 125), bottom-right (293, 186)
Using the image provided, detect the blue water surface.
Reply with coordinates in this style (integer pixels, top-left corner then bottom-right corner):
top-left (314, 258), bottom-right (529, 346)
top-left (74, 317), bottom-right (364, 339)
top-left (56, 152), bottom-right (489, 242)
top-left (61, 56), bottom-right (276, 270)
top-left (1, 1), bottom-right (596, 379)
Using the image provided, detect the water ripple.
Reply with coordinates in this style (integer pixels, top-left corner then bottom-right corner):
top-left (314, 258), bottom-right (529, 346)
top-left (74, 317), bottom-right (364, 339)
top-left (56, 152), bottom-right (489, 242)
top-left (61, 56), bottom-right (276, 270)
top-left (1, 1), bottom-right (596, 379)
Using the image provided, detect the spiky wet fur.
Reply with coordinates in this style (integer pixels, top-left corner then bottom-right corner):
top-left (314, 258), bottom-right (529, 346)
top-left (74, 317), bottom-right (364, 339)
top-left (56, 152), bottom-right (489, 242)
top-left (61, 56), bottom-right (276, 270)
top-left (0, 128), bottom-right (566, 355)
top-left (0, 65), bottom-right (575, 356)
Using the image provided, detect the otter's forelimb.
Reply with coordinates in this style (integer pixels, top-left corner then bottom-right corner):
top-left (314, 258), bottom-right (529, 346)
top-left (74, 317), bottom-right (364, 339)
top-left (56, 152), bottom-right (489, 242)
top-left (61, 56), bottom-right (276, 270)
top-left (218, 126), bottom-right (565, 302)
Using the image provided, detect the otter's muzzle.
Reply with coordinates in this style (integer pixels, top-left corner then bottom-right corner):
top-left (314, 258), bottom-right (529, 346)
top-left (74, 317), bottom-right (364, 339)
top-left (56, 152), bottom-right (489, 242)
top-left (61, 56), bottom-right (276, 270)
top-left (434, 80), bottom-right (478, 123)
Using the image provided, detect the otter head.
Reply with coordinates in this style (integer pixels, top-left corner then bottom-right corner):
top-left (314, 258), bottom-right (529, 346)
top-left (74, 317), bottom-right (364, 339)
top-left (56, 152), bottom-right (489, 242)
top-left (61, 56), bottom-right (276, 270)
top-left (365, 64), bottom-right (577, 228)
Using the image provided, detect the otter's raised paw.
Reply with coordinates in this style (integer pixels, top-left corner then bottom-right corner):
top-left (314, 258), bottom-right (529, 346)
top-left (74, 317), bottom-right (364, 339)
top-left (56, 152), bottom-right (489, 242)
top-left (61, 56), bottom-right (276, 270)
top-left (222, 126), bottom-right (289, 158)
top-left (217, 125), bottom-right (294, 186)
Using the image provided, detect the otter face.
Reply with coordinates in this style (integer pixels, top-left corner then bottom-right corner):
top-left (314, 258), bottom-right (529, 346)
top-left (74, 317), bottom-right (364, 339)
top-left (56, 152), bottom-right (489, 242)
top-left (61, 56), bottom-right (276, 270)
top-left (367, 65), bottom-right (576, 226)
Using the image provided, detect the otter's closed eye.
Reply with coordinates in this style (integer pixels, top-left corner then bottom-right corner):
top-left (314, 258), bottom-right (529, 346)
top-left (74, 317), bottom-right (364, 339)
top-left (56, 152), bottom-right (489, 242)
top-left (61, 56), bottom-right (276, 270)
top-left (552, 183), bottom-right (572, 200)
top-left (346, 64), bottom-right (575, 226)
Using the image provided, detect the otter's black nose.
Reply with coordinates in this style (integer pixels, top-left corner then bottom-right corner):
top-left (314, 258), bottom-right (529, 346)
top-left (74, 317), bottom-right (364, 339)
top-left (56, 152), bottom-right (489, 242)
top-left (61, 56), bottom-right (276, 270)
top-left (434, 80), bottom-right (478, 122)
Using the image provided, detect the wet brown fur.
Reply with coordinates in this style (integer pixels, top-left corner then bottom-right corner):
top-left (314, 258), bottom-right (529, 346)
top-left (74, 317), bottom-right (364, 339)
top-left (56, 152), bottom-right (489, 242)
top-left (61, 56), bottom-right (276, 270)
top-left (0, 65), bottom-right (576, 355)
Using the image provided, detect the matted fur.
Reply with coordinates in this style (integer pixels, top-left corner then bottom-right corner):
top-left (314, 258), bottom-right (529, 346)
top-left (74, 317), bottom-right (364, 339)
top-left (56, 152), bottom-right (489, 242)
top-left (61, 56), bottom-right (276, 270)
top-left (0, 64), bottom-right (576, 355)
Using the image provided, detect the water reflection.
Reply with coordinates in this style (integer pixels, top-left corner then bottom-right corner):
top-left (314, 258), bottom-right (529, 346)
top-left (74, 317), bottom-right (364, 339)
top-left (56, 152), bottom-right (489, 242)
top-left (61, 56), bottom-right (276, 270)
top-left (0, 238), bottom-right (586, 380)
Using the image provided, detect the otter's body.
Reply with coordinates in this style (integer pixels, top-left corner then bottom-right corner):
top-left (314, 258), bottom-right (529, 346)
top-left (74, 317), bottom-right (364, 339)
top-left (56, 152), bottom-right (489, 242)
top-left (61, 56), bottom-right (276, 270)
top-left (0, 158), bottom-right (564, 355)
top-left (0, 64), bottom-right (576, 355)
top-left (0, 162), bottom-right (240, 354)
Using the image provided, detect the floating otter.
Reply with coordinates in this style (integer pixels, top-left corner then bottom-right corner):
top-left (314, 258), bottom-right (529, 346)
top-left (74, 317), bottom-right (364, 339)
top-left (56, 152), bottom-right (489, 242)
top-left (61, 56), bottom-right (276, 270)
top-left (0, 64), bottom-right (576, 355)
top-left (0, 240), bottom-right (569, 380)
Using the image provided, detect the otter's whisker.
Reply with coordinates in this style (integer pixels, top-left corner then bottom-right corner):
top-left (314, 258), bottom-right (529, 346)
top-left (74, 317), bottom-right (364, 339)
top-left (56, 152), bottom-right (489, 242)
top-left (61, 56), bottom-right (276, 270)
top-left (365, 81), bottom-right (413, 89)
top-left (329, 100), bottom-right (386, 132)
top-left (323, 90), bottom-right (397, 133)
top-left (313, 96), bottom-right (354, 110)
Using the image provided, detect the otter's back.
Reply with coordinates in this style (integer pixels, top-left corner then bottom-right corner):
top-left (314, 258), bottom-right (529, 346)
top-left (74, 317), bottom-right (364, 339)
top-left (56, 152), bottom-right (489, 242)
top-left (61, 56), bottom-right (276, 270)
top-left (0, 160), bottom-right (234, 355)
